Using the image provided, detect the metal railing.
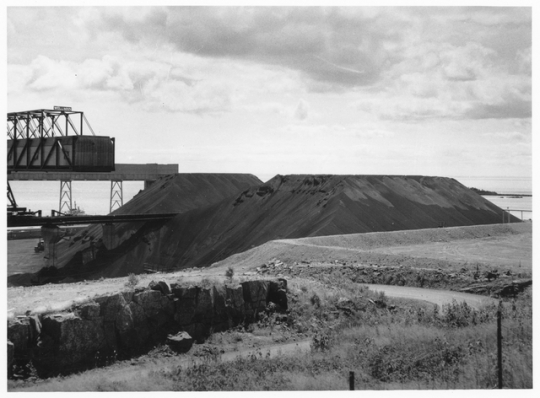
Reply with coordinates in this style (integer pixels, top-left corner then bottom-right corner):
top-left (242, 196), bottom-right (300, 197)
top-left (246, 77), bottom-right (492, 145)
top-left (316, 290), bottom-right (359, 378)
top-left (502, 208), bottom-right (532, 222)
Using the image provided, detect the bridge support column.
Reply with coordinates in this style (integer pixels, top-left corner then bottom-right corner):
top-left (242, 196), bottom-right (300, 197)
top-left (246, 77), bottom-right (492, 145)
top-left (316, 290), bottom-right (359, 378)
top-left (110, 180), bottom-right (123, 213)
top-left (41, 225), bottom-right (63, 267)
top-left (102, 223), bottom-right (118, 250)
top-left (59, 180), bottom-right (72, 214)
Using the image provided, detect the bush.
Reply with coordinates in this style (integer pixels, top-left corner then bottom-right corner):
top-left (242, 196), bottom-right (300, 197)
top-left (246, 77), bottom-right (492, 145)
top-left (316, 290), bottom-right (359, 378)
top-left (125, 273), bottom-right (139, 288)
top-left (310, 293), bottom-right (321, 308)
top-left (225, 267), bottom-right (234, 282)
top-left (311, 330), bottom-right (332, 352)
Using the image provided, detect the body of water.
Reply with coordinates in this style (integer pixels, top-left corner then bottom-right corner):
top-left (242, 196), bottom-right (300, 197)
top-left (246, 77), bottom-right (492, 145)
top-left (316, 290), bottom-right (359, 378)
top-left (8, 176), bottom-right (532, 218)
top-left (483, 195), bottom-right (532, 220)
top-left (9, 180), bottom-right (145, 216)
top-left (453, 176), bottom-right (531, 195)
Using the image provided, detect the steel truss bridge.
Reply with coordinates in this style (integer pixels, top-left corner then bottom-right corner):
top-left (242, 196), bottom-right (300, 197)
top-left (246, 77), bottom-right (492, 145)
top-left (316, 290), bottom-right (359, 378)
top-left (7, 107), bottom-right (180, 268)
top-left (7, 108), bottom-right (178, 214)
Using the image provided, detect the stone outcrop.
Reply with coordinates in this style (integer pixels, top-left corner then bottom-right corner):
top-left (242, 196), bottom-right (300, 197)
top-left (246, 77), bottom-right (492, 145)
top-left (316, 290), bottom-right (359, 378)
top-left (7, 278), bottom-right (287, 378)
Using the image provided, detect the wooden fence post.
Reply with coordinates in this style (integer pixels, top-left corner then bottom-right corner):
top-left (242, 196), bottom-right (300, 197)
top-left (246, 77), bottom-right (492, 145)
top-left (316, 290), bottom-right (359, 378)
top-left (497, 300), bottom-right (503, 389)
top-left (349, 371), bottom-right (355, 390)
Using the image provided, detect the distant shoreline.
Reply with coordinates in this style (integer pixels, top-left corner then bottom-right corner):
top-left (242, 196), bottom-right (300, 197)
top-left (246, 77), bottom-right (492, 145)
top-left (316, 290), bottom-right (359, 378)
top-left (482, 193), bottom-right (532, 197)
top-left (471, 187), bottom-right (532, 197)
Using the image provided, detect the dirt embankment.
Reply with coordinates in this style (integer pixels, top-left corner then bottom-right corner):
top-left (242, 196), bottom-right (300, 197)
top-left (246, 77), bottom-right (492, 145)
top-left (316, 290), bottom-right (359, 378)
top-left (28, 174), bottom-right (520, 283)
top-left (211, 222), bottom-right (531, 298)
top-left (213, 222), bottom-right (531, 274)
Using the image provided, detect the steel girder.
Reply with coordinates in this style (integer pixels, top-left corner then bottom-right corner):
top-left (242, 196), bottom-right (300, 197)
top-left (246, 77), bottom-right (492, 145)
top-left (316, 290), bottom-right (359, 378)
top-left (110, 180), bottom-right (124, 213)
top-left (7, 109), bottom-right (94, 139)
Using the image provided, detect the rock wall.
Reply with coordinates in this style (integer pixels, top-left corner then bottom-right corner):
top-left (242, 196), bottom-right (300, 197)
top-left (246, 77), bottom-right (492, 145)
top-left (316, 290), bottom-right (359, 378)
top-left (7, 279), bottom-right (286, 377)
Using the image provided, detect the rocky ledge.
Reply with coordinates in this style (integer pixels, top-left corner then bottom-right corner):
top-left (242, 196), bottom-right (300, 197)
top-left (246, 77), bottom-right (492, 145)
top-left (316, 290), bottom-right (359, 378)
top-left (7, 278), bottom-right (287, 378)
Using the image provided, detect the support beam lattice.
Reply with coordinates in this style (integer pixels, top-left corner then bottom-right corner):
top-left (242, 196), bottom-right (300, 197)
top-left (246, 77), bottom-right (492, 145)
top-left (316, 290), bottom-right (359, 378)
top-left (59, 180), bottom-right (72, 214)
top-left (110, 180), bottom-right (123, 213)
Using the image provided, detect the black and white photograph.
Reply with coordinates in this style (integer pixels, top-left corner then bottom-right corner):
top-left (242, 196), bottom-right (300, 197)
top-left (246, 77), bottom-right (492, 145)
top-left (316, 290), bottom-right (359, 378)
top-left (5, 3), bottom-right (534, 392)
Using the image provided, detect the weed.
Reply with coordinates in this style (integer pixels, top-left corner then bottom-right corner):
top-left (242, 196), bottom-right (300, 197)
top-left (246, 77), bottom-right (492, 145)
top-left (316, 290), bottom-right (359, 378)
top-left (200, 278), bottom-right (212, 288)
top-left (310, 293), bottom-right (321, 308)
top-left (225, 267), bottom-right (234, 282)
top-left (124, 273), bottom-right (139, 288)
top-left (311, 330), bottom-right (332, 352)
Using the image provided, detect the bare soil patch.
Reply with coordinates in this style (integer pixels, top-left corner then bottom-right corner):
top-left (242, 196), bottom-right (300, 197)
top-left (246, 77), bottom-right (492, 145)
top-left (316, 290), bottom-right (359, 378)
top-left (213, 222), bottom-right (531, 275)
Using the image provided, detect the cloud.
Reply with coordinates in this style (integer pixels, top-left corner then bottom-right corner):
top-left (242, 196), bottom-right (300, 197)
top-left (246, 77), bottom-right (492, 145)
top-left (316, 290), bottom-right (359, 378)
top-left (79, 7), bottom-right (407, 90)
top-left (482, 131), bottom-right (529, 142)
top-left (464, 100), bottom-right (531, 120)
top-left (294, 100), bottom-right (309, 120)
top-left (8, 6), bottom-right (531, 122)
top-left (354, 36), bottom-right (531, 121)
top-left (8, 55), bottom-right (232, 114)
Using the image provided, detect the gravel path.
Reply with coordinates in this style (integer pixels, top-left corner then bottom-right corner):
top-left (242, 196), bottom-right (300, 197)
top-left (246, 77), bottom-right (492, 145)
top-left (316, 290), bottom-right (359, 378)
top-left (363, 283), bottom-right (498, 309)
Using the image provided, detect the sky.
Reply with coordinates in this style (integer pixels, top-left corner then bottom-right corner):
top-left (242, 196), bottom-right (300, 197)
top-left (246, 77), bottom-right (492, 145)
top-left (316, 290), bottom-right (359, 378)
top-left (5, 5), bottom-right (533, 187)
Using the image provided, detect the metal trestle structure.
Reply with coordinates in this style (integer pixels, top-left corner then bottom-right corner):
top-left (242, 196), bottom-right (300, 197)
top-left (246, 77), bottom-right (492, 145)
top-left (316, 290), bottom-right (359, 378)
top-left (110, 180), bottom-right (124, 213)
top-left (59, 180), bottom-right (72, 214)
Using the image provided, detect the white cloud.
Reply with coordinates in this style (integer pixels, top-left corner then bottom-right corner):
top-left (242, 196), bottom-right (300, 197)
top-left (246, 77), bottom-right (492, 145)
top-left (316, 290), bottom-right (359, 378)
top-left (294, 100), bottom-right (309, 120)
top-left (8, 54), bottom-right (236, 114)
top-left (27, 56), bottom-right (78, 91)
top-left (482, 131), bottom-right (530, 142)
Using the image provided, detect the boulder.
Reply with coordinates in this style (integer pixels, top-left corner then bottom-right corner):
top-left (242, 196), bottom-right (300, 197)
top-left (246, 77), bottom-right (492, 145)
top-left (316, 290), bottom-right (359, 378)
top-left (268, 280), bottom-right (288, 310)
top-left (173, 286), bottom-right (198, 326)
top-left (95, 293), bottom-right (128, 322)
top-left (78, 302), bottom-right (100, 320)
top-left (133, 289), bottom-right (163, 319)
top-left (149, 280), bottom-right (171, 296)
top-left (194, 287), bottom-right (214, 317)
top-left (166, 331), bottom-right (194, 353)
top-left (241, 280), bottom-right (270, 316)
top-left (34, 313), bottom-right (107, 376)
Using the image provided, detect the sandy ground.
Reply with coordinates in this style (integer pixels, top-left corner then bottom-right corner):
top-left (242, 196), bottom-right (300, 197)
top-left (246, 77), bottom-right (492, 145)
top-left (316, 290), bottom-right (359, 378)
top-left (7, 222), bottom-right (531, 317)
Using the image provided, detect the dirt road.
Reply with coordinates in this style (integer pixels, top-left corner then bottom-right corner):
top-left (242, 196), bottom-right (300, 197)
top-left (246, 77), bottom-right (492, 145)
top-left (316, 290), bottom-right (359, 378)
top-left (363, 284), bottom-right (498, 309)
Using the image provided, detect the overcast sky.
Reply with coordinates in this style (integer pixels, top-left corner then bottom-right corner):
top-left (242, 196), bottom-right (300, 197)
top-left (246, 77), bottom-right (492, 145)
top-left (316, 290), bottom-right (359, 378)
top-left (6, 6), bottom-right (532, 184)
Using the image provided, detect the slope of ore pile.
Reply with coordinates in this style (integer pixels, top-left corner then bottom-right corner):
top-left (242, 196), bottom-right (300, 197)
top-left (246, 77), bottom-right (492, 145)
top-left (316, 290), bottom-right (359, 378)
top-left (41, 174), bottom-right (516, 281)
top-left (7, 174), bottom-right (261, 285)
top-left (111, 173), bottom-right (263, 215)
